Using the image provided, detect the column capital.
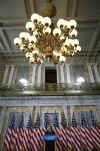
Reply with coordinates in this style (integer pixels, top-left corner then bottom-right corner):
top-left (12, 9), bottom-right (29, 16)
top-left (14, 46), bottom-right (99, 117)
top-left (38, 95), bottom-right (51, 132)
top-left (93, 63), bottom-right (98, 68)
top-left (61, 63), bottom-right (65, 67)
top-left (87, 63), bottom-right (95, 66)
top-left (2, 65), bottom-right (10, 84)
top-left (11, 64), bottom-right (15, 67)
top-left (5, 64), bottom-right (9, 67)
top-left (87, 63), bottom-right (95, 83)
top-left (8, 65), bottom-right (15, 86)
top-left (65, 63), bottom-right (70, 66)
top-left (93, 63), bottom-right (100, 82)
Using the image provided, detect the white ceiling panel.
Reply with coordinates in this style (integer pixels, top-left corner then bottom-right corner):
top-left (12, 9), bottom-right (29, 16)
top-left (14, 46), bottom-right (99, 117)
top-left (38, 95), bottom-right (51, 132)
top-left (78, 28), bottom-right (96, 51)
top-left (77, 0), bottom-right (100, 17)
top-left (0, 0), bottom-right (26, 18)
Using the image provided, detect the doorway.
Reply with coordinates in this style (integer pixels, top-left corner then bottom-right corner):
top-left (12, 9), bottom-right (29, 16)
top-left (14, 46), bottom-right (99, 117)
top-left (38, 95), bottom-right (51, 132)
top-left (45, 67), bottom-right (57, 83)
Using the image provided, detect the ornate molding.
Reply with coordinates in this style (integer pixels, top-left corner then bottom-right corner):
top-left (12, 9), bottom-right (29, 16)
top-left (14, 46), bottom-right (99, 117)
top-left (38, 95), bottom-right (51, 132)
top-left (0, 95), bottom-right (100, 106)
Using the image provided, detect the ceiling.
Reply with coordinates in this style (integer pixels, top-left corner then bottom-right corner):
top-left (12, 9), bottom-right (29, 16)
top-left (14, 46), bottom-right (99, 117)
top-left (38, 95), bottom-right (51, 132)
top-left (0, 0), bottom-right (100, 64)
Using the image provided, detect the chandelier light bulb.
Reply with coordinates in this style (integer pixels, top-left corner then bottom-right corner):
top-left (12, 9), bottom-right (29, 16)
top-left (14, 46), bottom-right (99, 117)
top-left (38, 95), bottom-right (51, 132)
top-left (57, 19), bottom-right (65, 28)
top-left (14, 37), bottom-right (22, 46)
top-left (29, 57), bottom-right (35, 63)
top-left (31, 13), bottom-right (41, 23)
top-left (63, 20), bottom-right (70, 29)
top-left (19, 32), bottom-right (26, 39)
top-left (19, 32), bottom-right (30, 40)
top-left (64, 39), bottom-right (72, 47)
top-left (39, 16), bottom-right (44, 24)
top-left (59, 56), bottom-right (66, 62)
top-left (73, 39), bottom-right (79, 46)
top-left (69, 19), bottom-right (77, 28)
top-left (20, 45), bottom-right (25, 51)
top-left (26, 22), bottom-right (35, 32)
top-left (69, 29), bottom-right (77, 37)
top-left (77, 45), bottom-right (81, 52)
top-left (43, 27), bottom-right (51, 34)
top-left (44, 17), bottom-right (51, 26)
top-left (53, 50), bottom-right (57, 56)
top-left (26, 52), bottom-right (31, 58)
top-left (29, 35), bottom-right (37, 43)
top-left (60, 35), bottom-right (65, 40)
top-left (66, 21), bottom-right (71, 29)
top-left (33, 30), bottom-right (38, 37)
top-left (58, 52), bottom-right (62, 57)
top-left (53, 28), bottom-right (61, 36)
top-left (32, 49), bottom-right (39, 55)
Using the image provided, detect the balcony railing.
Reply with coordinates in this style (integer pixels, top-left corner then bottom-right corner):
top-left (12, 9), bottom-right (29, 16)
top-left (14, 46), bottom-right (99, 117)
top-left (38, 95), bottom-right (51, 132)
top-left (0, 82), bottom-right (100, 96)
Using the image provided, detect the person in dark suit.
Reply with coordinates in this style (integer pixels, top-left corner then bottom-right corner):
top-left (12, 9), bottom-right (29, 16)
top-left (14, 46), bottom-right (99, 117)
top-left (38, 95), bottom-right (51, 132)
top-left (44, 124), bottom-right (56, 151)
top-left (45, 125), bottom-right (55, 135)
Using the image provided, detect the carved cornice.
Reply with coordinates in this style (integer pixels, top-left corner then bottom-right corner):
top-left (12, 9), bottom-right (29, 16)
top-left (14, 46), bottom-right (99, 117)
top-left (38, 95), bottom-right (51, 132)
top-left (0, 95), bottom-right (100, 106)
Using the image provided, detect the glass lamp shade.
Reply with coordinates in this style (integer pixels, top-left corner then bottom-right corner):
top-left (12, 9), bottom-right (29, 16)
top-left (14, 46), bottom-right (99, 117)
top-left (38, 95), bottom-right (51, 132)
top-left (44, 17), bottom-right (51, 26)
top-left (53, 28), bottom-right (61, 36)
top-left (14, 37), bottom-right (22, 45)
top-left (31, 13), bottom-right (41, 22)
top-left (69, 20), bottom-right (77, 28)
top-left (26, 22), bottom-right (35, 32)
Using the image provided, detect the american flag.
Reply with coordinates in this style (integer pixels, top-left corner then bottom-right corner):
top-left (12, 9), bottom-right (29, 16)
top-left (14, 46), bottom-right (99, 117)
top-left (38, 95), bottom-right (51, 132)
top-left (54, 111), bottom-right (59, 127)
top-left (60, 112), bottom-right (68, 150)
top-left (35, 112), bottom-right (44, 149)
top-left (27, 113), bottom-right (38, 151)
top-left (4, 128), bottom-right (11, 151)
top-left (65, 127), bottom-right (72, 151)
top-left (18, 112), bottom-right (29, 151)
top-left (28, 112), bottom-right (44, 151)
top-left (4, 113), bottom-right (17, 151)
top-left (60, 127), bottom-right (68, 150)
top-left (84, 111), bottom-right (94, 151)
top-left (3, 111), bottom-right (100, 151)
top-left (34, 112), bottom-right (41, 128)
top-left (90, 111), bottom-right (100, 150)
top-left (71, 112), bottom-right (81, 151)
top-left (80, 111), bottom-right (87, 149)
top-left (61, 111), bottom-right (67, 129)
top-left (54, 127), bottom-right (63, 151)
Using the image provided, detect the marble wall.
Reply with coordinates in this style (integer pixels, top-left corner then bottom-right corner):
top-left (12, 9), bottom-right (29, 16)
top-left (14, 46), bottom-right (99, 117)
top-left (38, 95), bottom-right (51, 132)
top-left (0, 63), bottom-right (100, 86)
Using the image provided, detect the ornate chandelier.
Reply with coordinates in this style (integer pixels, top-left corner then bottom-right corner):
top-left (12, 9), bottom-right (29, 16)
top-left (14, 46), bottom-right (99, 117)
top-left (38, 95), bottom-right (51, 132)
top-left (14, 13), bottom-right (81, 64)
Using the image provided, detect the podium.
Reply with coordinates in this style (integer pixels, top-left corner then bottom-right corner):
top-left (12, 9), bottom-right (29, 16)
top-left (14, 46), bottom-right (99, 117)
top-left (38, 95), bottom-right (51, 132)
top-left (43, 135), bottom-right (57, 151)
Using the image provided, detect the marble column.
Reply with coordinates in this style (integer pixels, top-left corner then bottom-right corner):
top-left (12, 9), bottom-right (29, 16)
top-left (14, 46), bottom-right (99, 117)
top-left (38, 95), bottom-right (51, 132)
top-left (12, 66), bottom-right (17, 84)
top-left (32, 64), bottom-right (37, 86)
top-left (38, 64), bottom-right (45, 85)
top-left (8, 65), bottom-right (15, 86)
top-left (65, 64), bottom-right (71, 83)
top-left (93, 64), bottom-right (100, 82)
top-left (2, 65), bottom-right (9, 85)
top-left (37, 64), bottom-right (42, 86)
top-left (60, 64), bottom-right (65, 83)
top-left (56, 64), bottom-right (60, 83)
top-left (41, 64), bottom-right (45, 85)
top-left (87, 64), bottom-right (95, 83)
